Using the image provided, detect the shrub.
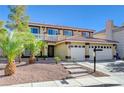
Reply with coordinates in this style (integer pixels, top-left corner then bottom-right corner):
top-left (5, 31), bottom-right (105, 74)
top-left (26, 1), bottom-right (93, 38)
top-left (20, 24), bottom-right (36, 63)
top-left (54, 57), bottom-right (61, 64)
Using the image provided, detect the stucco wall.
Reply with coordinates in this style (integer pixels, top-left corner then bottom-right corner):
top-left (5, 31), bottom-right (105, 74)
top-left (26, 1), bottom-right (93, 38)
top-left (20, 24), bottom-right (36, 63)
top-left (54, 43), bottom-right (68, 60)
top-left (113, 31), bottom-right (124, 59)
top-left (55, 42), bottom-right (115, 61)
top-left (73, 31), bottom-right (82, 36)
top-left (94, 33), bottom-right (106, 39)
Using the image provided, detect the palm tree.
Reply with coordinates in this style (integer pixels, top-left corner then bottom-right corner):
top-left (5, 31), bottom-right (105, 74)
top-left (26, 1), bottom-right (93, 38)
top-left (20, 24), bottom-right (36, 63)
top-left (0, 30), bottom-right (35, 76)
top-left (27, 40), bottom-right (45, 64)
top-left (6, 6), bottom-right (30, 63)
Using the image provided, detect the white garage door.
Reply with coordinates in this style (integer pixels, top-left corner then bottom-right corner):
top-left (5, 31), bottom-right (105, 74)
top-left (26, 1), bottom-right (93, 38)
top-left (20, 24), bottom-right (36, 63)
top-left (89, 46), bottom-right (113, 60)
top-left (70, 46), bottom-right (85, 61)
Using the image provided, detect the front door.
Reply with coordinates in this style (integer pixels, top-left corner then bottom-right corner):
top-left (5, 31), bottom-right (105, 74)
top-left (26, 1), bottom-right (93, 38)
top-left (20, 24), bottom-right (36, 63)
top-left (48, 45), bottom-right (54, 57)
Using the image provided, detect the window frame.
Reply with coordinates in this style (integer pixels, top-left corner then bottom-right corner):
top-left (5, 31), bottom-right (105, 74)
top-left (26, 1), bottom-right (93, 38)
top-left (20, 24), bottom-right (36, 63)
top-left (82, 32), bottom-right (90, 38)
top-left (63, 30), bottom-right (73, 36)
top-left (47, 28), bottom-right (59, 35)
top-left (30, 27), bottom-right (40, 34)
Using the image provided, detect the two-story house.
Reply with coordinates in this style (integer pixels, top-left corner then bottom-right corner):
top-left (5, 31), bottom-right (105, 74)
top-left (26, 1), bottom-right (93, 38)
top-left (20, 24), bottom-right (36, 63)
top-left (23, 22), bottom-right (117, 61)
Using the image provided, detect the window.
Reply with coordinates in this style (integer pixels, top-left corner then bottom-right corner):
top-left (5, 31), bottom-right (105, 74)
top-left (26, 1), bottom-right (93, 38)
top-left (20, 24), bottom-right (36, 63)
top-left (82, 32), bottom-right (89, 38)
top-left (48, 29), bottom-right (59, 35)
top-left (63, 30), bottom-right (73, 36)
top-left (31, 27), bottom-right (39, 34)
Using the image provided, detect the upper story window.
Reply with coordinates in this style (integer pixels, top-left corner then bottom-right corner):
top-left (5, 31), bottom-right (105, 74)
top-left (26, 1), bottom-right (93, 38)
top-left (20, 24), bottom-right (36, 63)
top-left (30, 27), bottom-right (40, 34)
top-left (48, 29), bottom-right (59, 35)
top-left (63, 30), bottom-right (73, 36)
top-left (82, 32), bottom-right (89, 38)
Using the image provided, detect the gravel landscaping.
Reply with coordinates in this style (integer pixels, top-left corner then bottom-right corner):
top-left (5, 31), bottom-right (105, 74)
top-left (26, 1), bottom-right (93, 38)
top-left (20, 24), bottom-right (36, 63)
top-left (0, 62), bottom-right (69, 86)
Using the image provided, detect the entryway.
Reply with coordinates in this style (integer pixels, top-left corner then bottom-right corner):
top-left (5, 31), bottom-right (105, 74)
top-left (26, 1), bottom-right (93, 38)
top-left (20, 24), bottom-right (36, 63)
top-left (48, 45), bottom-right (54, 57)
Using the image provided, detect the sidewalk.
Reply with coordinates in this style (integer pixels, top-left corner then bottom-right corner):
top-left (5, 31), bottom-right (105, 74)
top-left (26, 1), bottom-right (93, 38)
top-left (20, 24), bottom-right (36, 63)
top-left (6, 76), bottom-right (123, 87)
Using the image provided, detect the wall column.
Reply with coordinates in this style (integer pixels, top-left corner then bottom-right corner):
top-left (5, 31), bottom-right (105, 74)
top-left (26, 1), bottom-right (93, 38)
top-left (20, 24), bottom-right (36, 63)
top-left (85, 43), bottom-right (90, 61)
top-left (65, 42), bottom-right (71, 61)
top-left (58, 29), bottom-right (65, 40)
top-left (89, 32), bottom-right (93, 38)
top-left (43, 44), bottom-right (48, 56)
top-left (112, 44), bottom-right (117, 59)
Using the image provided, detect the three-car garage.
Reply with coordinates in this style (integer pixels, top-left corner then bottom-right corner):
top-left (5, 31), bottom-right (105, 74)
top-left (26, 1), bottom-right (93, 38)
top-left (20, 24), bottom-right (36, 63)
top-left (70, 44), bottom-right (113, 61)
top-left (55, 38), bottom-right (117, 61)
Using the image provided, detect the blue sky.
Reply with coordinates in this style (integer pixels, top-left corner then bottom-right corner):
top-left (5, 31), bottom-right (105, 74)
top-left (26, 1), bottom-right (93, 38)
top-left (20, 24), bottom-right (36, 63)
top-left (0, 5), bottom-right (124, 31)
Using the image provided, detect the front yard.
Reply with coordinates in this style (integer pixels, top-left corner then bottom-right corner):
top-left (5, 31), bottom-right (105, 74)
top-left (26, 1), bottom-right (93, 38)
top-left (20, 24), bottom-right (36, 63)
top-left (1, 59), bottom-right (124, 87)
top-left (0, 62), bottom-right (69, 86)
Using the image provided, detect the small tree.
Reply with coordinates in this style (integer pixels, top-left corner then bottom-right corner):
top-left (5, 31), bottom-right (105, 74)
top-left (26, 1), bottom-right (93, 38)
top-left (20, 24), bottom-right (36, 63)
top-left (27, 40), bottom-right (44, 64)
top-left (0, 26), bottom-right (35, 76)
top-left (54, 57), bottom-right (61, 64)
top-left (6, 5), bottom-right (30, 63)
top-left (0, 21), bottom-right (35, 75)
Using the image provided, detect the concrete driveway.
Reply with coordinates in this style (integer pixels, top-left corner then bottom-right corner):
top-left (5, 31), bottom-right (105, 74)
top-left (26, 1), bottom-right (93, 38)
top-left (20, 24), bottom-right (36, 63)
top-left (77, 60), bottom-right (124, 86)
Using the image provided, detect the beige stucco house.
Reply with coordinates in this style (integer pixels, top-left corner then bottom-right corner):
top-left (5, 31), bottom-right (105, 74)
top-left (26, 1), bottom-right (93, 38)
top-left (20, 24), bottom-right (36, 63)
top-left (0, 22), bottom-right (118, 61)
top-left (19, 22), bottom-right (117, 61)
top-left (94, 20), bottom-right (124, 59)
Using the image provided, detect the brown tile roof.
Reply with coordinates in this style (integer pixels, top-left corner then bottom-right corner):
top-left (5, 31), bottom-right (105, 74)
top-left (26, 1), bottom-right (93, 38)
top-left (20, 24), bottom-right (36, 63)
top-left (29, 22), bottom-right (95, 32)
top-left (57, 36), bottom-right (118, 44)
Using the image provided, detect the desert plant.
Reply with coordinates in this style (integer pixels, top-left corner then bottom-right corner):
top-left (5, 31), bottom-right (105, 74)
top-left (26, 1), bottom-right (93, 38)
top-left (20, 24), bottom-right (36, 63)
top-left (6, 5), bottom-right (30, 63)
top-left (0, 29), bottom-right (35, 76)
top-left (27, 40), bottom-right (45, 64)
top-left (54, 57), bottom-right (61, 64)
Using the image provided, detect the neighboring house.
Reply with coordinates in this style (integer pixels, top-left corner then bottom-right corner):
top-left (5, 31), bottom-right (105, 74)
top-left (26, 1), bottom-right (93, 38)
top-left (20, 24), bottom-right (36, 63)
top-left (94, 20), bottom-right (124, 59)
top-left (21, 22), bottom-right (117, 61)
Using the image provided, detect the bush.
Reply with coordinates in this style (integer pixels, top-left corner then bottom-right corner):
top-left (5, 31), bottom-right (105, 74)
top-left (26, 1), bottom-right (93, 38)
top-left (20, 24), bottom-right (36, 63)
top-left (54, 57), bottom-right (61, 64)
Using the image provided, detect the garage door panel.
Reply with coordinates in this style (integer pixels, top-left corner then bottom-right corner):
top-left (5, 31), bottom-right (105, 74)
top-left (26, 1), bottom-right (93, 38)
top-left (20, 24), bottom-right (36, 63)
top-left (89, 48), bottom-right (113, 60)
top-left (71, 47), bottom-right (85, 61)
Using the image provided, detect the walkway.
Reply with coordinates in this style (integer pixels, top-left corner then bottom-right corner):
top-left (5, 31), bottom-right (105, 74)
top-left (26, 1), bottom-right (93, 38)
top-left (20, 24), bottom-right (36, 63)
top-left (61, 62), bottom-right (90, 78)
top-left (7, 76), bottom-right (123, 87)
